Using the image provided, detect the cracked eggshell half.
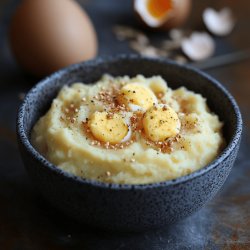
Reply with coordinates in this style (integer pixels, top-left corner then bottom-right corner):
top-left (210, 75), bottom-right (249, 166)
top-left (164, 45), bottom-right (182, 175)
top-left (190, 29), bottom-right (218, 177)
top-left (134, 0), bottom-right (191, 31)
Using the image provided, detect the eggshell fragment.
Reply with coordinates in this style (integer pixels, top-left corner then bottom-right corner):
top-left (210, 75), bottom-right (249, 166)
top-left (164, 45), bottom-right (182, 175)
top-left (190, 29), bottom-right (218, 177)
top-left (9, 0), bottom-right (97, 77)
top-left (181, 32), bottom-right (215, 61)
top-left (203, 7), bottom-right (235, 36)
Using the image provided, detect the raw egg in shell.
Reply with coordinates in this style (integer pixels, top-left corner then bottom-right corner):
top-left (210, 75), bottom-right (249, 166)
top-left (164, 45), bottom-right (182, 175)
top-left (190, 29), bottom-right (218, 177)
top-left (9, 0), bottom-right (98, 77)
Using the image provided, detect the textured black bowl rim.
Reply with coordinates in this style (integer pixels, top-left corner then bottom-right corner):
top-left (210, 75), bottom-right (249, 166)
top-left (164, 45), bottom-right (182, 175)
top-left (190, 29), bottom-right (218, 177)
top-left (17, 54), bottom-right (243, 190)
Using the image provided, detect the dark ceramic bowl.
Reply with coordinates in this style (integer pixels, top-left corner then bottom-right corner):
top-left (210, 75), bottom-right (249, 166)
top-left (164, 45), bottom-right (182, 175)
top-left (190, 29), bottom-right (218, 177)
top-left (17, 55), bottom-right (242, 231)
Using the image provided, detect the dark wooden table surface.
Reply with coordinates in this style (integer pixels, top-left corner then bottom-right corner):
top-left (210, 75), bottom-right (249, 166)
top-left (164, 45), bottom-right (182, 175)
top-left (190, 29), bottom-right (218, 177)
top-left (0, 0), bottom-right (250, 249)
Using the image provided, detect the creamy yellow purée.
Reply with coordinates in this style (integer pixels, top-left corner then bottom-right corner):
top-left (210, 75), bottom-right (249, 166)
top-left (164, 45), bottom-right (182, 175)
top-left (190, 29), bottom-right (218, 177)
top-left (31, 75), bottom-right (224, 184)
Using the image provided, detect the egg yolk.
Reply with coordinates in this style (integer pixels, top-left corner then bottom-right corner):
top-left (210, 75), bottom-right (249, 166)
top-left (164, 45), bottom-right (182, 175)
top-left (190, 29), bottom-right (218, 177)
top-left (147, 0), bottom-right (173, 19)
top-left (117, 83), bottom-right (156, 110)
top-left (88, 111), bottom-right (128, 144)
top-left (143, 105), bottom-right (180, 141)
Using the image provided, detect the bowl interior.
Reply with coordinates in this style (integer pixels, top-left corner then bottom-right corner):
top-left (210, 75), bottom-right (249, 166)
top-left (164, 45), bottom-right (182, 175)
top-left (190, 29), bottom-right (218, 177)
top-left (19, 56), bottom-right (241, 186)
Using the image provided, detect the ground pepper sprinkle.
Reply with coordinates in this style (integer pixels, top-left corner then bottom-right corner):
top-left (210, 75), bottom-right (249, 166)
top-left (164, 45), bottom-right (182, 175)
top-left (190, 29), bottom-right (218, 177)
top-left (61, 81), bottom-right (183, 153)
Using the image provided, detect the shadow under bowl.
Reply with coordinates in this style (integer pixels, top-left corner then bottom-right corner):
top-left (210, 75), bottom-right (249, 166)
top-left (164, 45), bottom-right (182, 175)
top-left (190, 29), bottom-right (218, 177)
top-left (17, 55), bottom-right (242, 231)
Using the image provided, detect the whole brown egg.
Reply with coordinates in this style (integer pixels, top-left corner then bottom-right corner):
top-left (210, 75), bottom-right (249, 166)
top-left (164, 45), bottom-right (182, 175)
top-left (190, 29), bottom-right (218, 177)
top-left (9, 0), bottom-right (98, 77)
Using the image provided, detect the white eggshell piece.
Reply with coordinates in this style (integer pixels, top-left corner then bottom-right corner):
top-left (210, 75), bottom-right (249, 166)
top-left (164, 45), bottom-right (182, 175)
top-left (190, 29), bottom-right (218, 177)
top-left (181, 32), bottom-right (215, 61)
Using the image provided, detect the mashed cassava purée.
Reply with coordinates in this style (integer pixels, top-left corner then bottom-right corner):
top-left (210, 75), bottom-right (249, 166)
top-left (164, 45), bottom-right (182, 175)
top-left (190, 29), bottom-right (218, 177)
top-left (31, 75), bottom-right (224, 184)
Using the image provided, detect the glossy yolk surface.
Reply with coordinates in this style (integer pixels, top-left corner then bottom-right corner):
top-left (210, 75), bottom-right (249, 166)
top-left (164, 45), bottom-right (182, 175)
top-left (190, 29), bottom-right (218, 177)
top-left (117, 83), bottom-right (156, 110)
top-left (89, 111), bottom-right (128, 144)
top-left (143, 105), bottom-right (180, 141)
